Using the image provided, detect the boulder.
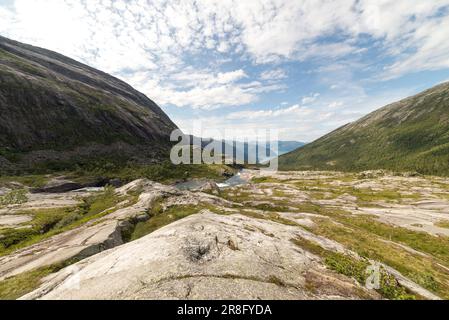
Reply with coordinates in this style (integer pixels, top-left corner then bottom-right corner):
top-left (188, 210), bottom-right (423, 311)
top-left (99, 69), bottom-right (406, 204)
top-left (31, 178), bottom-right (82, 193)
top-left (194, 181), bottom-right (220, 195)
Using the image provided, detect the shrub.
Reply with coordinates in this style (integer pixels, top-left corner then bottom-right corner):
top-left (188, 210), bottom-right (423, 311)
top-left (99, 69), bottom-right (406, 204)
top-left (0, 189), bottom-right (28, 206)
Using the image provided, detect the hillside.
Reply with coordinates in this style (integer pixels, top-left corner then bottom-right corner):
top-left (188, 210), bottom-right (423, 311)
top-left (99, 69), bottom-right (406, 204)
top-left (279, 82), bottom-right (449, 176)
top-left (0, 36), bottom-right (177, 173)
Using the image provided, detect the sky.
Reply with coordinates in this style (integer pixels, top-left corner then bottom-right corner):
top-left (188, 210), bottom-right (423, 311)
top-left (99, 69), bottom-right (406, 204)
top-left (1, 0), bottom-right (449, 142)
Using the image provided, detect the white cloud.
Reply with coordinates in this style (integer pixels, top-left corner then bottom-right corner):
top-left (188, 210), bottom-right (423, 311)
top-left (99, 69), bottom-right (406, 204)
top-left (174, 102), bottom-right (347, 142)
top-left (125, 68), bottom-right (283, 110)
top-left (226, 104), bottom-right (310, 120)
top-left (170, 69), bottom-right (247, 88)
top-left (328, 101), bottom-right (344, 109)
top-left (174, 85), bottom-right (416, 142)
top-left (383, 16), bottom-right (449, 78)
top-left (2, 1), bottom-right (448, 76)
top-left (1, 0), bottom-right (449, 111)
top-left (260, 68), bottom-right (287, 81)
top-left (302, 93), bottom-right (320, 105)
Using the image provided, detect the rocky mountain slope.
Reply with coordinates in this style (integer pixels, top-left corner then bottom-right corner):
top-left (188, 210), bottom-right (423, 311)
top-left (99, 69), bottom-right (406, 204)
top-left (0, 36), bottom-right (177, 173)
top-left (279, 82), bottom-right (449, 176)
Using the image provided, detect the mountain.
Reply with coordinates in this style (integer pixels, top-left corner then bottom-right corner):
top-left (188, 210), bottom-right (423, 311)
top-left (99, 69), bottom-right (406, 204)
top-left (189, 137), bottom-right (305, 163)
top-left (277, 141), bottom-right (306, 155)
top-left (279, 82), bottom-right (449, 176)
top-left (0, 36), bottom-right (177, 173)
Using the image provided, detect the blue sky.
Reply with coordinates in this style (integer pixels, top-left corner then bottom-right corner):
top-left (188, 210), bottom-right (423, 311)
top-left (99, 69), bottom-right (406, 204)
top-left (1, 0), bottom-right (449, 142)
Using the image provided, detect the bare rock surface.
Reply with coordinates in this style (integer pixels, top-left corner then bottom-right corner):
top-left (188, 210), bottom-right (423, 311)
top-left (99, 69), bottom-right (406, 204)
top-left (21, 212), bottom-right (377, 300)
top-left (358, 205), bottom-right (449, 237)
top-left (0, 214), bottom-right (33, 226)
top-left (0, 180), bottom-right (179, 280)
top-left (2, 171), bottom-right (449, 300)
top-left (31, 177), bottom-right (84, 194)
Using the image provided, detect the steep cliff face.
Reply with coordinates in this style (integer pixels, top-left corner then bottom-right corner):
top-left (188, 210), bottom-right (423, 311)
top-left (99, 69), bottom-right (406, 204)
top-left (0, 36), bottom-right (178, 171)
top-left (279, 82), bottom-right (449, 176)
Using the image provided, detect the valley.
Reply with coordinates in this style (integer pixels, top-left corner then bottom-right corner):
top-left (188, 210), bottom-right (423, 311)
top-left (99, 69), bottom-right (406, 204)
top-left (1, 32), bottom-right (449, 302)
top-left (1, 169), bottom-right (449, 300)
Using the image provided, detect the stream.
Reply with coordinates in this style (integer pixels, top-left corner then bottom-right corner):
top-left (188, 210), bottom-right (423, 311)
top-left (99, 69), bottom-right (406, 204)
top-left (175, 170), bottom-right (251, 191)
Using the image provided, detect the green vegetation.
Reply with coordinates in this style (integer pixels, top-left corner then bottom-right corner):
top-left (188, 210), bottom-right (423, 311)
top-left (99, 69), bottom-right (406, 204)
top-left (291, 237), bottom-right (416, 300)
top-left (337, 215), bottom-right (449, 264)
top-left (1, 39), bottom-right (180, 177)
top-left (0, 186), bottom-right (126, 257)
top-left (94, 162), bottom-right (235, 184)
top-left (0, 162), bottom-right (235, 190)
top-left (123, 195), bottom-right (238, 242)
top-left (306, 218), bottom-right (449, 298)
top-left (251, 176), bottom-right (421, 205)
top-left (0, 258), bottom-right (80, 300)
top-left (240, 173), bottom-right (449, 298)
top-left (279, 82), bottom-right (449, 176)
top-left (251, 176), bottom-right (284, 184)
top-left (224, 178), bottom-right (449, 298)
top-left (0, 52), bottom-right (171, 151)
top-left (0, 174), bottom-right (50, 188)
top-left (435, 220), bottom-right (449, 229)
top-left (125, 202), bottom-right (205, 242)
top-left (0, 189), bottom-right (28, 206)
top-left (239, 209), bottom-right (298, 227)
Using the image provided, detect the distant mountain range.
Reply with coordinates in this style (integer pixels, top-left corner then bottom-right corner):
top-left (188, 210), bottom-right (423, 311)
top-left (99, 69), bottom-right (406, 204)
top-left (277, 141), bottom-right (306, 156)
top-left (279, 82), bottom-right (449, 176)
top-left (190, 137), bottom-right (305, 163)
top-left (0, 36), bottom-right (177, 173)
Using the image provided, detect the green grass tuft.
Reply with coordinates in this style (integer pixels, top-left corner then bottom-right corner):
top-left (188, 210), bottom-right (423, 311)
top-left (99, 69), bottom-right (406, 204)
top-left (291, 237), bottom-right (416, 300)
top-left (0, 258), bottom-right (80, 300)
top-left (126, 203), bottom-right (204, 242)
top-left (0, 186), bottom-right (125, 257)
top-left (0, 189), bottom-right (28, 206)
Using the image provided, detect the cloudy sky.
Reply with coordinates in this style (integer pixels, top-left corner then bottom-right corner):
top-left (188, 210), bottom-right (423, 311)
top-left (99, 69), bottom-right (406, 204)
top-left (1, 0), bottom-right (449, 142)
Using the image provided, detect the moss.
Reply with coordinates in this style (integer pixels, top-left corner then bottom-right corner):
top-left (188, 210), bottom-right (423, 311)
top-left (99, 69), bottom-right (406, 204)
top-left (324, 253), bottom-right (369, 285)
top-left (348, 188), bottom-right (421, 204)
top-left (337, 215), bottom-right (449, 265)
top-left (0, 186), bottom-right (125, 257)
top-left (126, 203), bottom-right (204, 242)
top-left (0, 207), bottom-right (77, 252)
top-left (237, 209), bottom-right (298, 227)
top-left (251, 203), bottom-right (291, 212)
top-left (79, 186), bottom-right (117, 216)
top-left (0, 174), bottom-right (50, 188)
top-left (251, 177), bottom-right (283, 184)
top-left (267, 275), bottom-right (286, 287)
top-left (0, 189), bottom-right (28, 206)
top-left (291, 237), bottom-right (416, 300)
top-left (306, 218), bottom-right (449, 298)
top-left (435, 220), bottom-right (449, 229)
top-left (67, 162), bottom-right (236, 185)
top-left (0, 258), bottom-right (80, 300)
top-left (0, 48), bottom-right (46, 77)
top-left (0, 267), bottom-right (55, 300)
top-left (219, 189), bottom-right (253, 203)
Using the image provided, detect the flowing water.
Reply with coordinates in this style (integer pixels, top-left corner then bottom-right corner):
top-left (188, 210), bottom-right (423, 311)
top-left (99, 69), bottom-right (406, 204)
top-left (175, 170), bottom-right (250, 191)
